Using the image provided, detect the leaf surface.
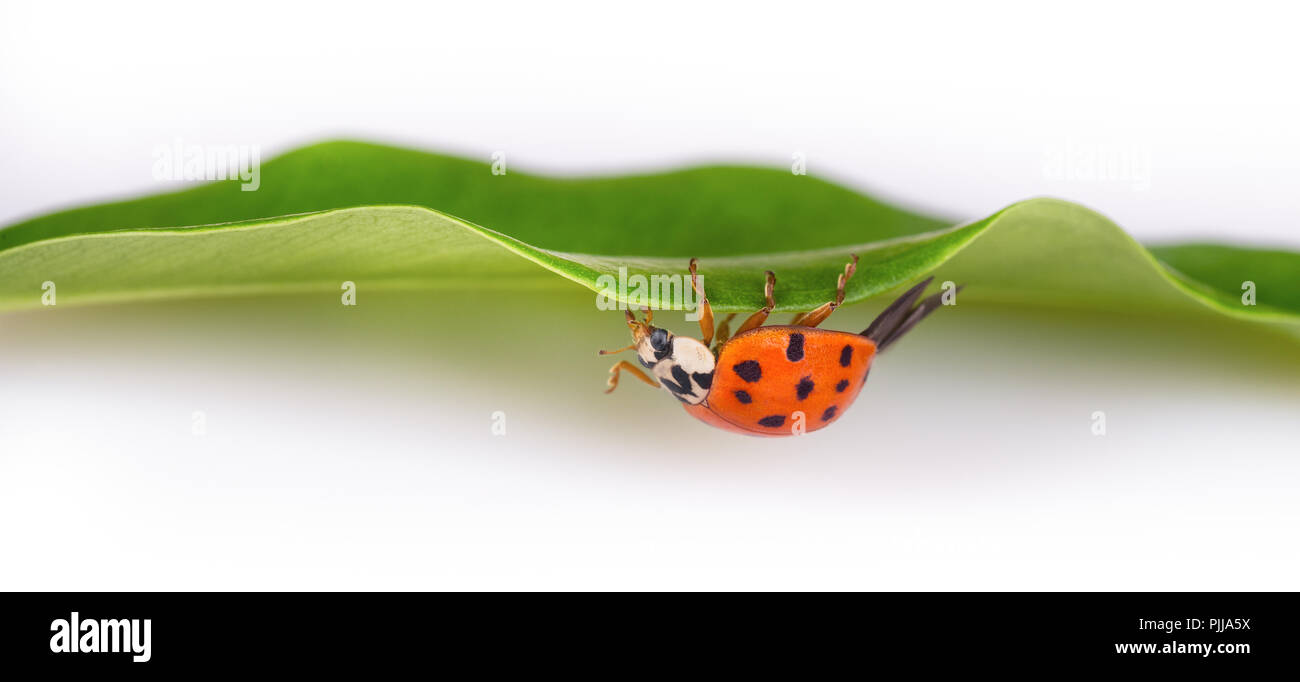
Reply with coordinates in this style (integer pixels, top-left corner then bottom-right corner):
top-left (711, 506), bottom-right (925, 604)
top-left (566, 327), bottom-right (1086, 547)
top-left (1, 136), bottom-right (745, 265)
top-left (2, 141), bottom-right (1296, 338)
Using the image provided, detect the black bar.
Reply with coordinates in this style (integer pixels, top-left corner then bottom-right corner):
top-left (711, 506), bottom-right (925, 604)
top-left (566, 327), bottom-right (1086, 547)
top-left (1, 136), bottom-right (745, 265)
top-left (0, 592), bottom-right (1288, 671)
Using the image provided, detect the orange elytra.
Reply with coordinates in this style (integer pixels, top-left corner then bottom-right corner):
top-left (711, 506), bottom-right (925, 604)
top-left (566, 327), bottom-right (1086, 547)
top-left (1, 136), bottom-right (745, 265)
top-left (599, 256), bottom-right (959, 436)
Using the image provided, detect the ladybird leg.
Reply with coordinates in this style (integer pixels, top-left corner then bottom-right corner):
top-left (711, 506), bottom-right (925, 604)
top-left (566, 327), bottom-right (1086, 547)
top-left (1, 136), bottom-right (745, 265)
top-left (791, 304), bottom-right (834, 328)
top-left (711, 313), bottom-right (738, 353)
top-left (605, 360), bottom-right (659, 394)
top-left (733, 270), bottom-right (777, 336)
top-left (792, 253), bottom-right (858, 328)
top-left (688, 258), bottom-right (715, 347)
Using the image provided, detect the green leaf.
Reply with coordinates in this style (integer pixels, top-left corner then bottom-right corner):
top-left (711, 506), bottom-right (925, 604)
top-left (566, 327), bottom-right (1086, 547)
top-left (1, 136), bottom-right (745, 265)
top-left (2, 140), bottom-right (1297, 339)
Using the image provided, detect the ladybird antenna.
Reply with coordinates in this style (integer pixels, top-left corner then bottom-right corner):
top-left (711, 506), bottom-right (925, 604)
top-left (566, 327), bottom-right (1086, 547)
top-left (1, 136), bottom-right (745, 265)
top-left (598, 343), bottom-right (636, 356)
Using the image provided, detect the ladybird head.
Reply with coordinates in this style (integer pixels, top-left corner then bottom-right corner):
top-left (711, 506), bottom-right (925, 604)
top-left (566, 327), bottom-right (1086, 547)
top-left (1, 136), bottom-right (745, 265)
top-left (622, 309), bottom-right (670, 367)
top-left (619, 308), bottom-right (716, 405)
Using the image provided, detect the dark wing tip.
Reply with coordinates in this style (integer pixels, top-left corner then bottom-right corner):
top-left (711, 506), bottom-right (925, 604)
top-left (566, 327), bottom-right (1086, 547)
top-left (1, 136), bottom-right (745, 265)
top-left (862, 279), bottom-right (960, 351)
top-left (861, 277), bottom-right (933, 343)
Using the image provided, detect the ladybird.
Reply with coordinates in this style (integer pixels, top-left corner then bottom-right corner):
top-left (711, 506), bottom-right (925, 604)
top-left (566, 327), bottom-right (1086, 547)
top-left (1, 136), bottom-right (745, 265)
top-left (599, 255), bottom-right (959, 436)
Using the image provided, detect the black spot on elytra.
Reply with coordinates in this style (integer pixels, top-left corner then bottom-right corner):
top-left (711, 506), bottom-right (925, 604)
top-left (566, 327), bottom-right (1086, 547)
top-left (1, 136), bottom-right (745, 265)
top-left (733, 360), bottom-right (762, 383)
top-left (821, 406), bottom-right (838, 422)
top-left (758, 415), bottom-right (786, 428)
top-left (734, 390), bottom-right (752, 404)
top-left (835, 379), bottom-right (849, 392)
top-left (839, 345), bottom-right (853, 367)
top-left (693, 371), bottom-right (713, 389)
top-left (786, 333), bottom-right (804, 361)
top-left (795, 376), bottom-right (815, 400)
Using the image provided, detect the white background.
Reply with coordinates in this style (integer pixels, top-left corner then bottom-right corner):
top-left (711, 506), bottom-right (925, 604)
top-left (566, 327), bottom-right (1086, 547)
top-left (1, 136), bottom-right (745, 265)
top-left (1, 1), bottom-right (1298, 590)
